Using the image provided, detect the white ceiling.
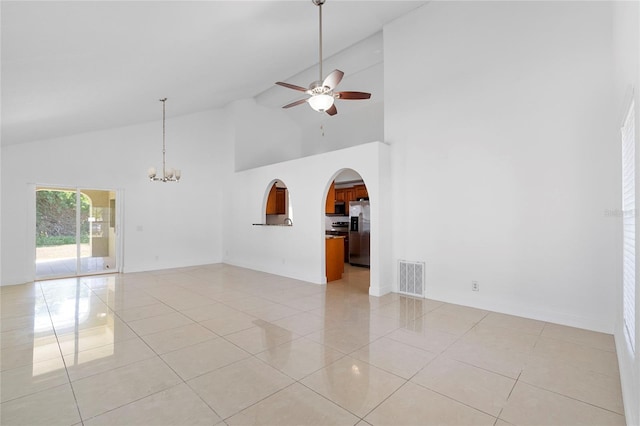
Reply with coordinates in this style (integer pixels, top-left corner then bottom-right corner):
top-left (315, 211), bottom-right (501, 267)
top-left (1, 0), bottom-right (427, 146)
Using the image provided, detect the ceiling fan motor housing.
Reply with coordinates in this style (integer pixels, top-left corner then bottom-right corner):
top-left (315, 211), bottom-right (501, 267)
top-left (309, 81), bottom-right (333, 96)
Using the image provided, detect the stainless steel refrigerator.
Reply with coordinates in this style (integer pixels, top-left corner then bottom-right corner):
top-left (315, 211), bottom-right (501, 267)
top-left (349, 200), bottom-right (370, 267)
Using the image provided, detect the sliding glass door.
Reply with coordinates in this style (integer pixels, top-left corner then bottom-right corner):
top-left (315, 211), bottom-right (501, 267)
top-left (35, 187), bottom-right (118, 279)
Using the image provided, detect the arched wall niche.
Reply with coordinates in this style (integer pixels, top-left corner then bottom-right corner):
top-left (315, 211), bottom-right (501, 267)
top-left (263, 178), bottom-right (293, 225)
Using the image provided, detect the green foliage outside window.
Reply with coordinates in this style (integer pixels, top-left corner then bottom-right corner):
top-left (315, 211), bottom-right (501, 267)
top-left (36, 190), bottom-right (91, 247)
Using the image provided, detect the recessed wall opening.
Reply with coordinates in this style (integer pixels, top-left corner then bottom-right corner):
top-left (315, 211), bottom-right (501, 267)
top-left (263, 179), bottom-right (292, 225)
top-left (324, 168), bottom-right (370, 292)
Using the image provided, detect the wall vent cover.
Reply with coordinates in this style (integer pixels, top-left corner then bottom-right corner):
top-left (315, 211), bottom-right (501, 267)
top-left (398, 260), bottom-right (425, 298)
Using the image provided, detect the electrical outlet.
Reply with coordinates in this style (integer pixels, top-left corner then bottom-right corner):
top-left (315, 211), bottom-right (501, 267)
top-left (472, 281), bottom-right (479, 291)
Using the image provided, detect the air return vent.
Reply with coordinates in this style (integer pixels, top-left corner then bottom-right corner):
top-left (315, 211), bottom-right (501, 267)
top-left (398, 260), bottom-right (425, 298)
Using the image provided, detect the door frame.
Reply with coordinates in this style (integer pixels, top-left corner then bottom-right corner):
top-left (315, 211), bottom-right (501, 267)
top-left (322, 168), bottom-right (371, 290)
top-left (29, 183), bottom-right (124, 280)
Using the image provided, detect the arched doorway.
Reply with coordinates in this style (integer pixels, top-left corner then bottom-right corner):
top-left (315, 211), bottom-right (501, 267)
top-left (323, 168), bottom-right (370, 293)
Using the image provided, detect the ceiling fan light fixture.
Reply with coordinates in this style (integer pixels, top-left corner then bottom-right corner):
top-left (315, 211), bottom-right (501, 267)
top-left (308, 94), bottom-right (334, 112)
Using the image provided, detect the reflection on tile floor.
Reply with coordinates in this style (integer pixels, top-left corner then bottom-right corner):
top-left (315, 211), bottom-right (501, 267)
top-left (36, 256), bottom-right (115, 280)
top-left (0, 264), bottom-right (626, 425)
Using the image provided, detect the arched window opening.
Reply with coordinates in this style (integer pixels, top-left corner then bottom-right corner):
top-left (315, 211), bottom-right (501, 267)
top-left (264, 179), bottom-right (292, 226)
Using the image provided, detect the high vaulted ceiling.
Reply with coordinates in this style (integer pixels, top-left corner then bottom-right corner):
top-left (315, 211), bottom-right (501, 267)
top-left (1, 1), bottom-right (427, 146)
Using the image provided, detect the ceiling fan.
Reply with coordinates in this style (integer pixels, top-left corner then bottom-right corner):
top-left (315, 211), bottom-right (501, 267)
top-left (275, 0), bottom-right (371, 116)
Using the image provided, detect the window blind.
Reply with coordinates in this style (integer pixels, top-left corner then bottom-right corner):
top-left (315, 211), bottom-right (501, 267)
top-left (622, 99), bottom-right (636, 354)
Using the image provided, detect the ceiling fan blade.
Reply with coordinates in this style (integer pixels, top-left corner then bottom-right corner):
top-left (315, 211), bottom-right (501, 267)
top-left (276, 82), bottom-right (308, 92)
top-left (336, 91), bottom-right (371, 100)
top-left (322, 69), bottom-right (344, 90)
top-left (282, 98), bottom-right (308, 109)
top-left (326, 104), bottom-right (338, 116)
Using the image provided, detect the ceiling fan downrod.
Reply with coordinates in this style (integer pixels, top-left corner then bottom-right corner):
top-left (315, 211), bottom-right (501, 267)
top-left (313, 0), bottom-right (326, 84)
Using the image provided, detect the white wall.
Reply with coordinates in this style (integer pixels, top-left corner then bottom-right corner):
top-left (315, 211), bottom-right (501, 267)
top-left (231, 98), bottom-right (302, 172)
top-left (385, 1), bottom-right (618, 333)
top-left (300, 101), bottom-right (384, 158)
top-left (232, 94), bottom-right (383, 171)
top-left (223, 141), bottom-right (392, 296)
top-left (613, 1), bottom-right (640, 424)
top-left (1, 109), bottom-right (233, 285)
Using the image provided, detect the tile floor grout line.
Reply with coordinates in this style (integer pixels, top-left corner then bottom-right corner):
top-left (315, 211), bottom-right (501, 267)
top-left (39, 280), bottom-right (86, 426)
top-left (535, 333), bottom-right (619, 355)
top-left (506, 370), bottom-right (522, 401)
top-left (79, 295), bottom-right (227, 423)
top-left (354, 379), bottom-right (410, 422)
top-left (9, 266), bottom-right (625, 425)
top-left (294, 379), bottom-right (367, 423)
top-left (181, 375), bottom-right (228, 423)
top-left (172, 338), bottom-right (253, 382)
top-left (516, 377), bottom-right (625, 416)
top-left (218, 379), bottom-right (300, 422)
top-left (442, 352), bottom-right (526, 382)
top-left (78, 382), bottom-right (196, 424)
top-left (408, 378), bottom-right (501, 420)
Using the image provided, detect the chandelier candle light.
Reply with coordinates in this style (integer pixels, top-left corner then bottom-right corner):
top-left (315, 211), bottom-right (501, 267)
top-left (148, 98), bottom-right (181, 182)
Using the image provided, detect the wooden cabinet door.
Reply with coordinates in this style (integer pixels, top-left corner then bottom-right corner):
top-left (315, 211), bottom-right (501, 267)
top-left (275, 188), bottom-right (286, 214)
top-left (266, 185), bottom-right (286, 215)
top-left (344, 189), bottom-right (355, 203)
top-left (326, 237), bottom-right (344, 282)
top-left (326, 182), bottom-right (336, 214)
top-left (354, 185), bottom-right (368, 199)
top-left (335, 184), bottom-right (366, 204)
top-left (266, 184), bottom-right (277, 214)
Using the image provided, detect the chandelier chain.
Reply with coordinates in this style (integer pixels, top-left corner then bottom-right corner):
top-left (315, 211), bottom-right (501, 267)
top-left (161, 98), bottom-right (167, 179)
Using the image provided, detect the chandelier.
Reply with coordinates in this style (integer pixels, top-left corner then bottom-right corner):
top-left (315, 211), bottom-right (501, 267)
top-left (147, 98), bottom-right (181, 182)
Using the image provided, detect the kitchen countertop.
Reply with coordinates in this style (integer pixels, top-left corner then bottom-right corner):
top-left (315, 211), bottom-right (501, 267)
top-left (252, 223), bottom-right (293, 227)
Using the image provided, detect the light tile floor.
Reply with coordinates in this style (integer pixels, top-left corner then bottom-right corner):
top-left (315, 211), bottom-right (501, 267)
top-left (36, 256), bottom-right (115, 280)
top-left (0, 263), bottom-right (626, 426)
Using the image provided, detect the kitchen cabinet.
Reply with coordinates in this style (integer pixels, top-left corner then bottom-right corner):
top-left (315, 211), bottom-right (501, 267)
top-left (326, 181), bottom-right (336, 214)
top-left (335, 184), bottom-right (368, 204)
top-left (325, 236), bottom-right (345, 282)
top-left (354, 184), bottom-right (368, 199)
top-left (326, 231), bottom-right (349, 262)
top-left (266, 184), bottom-right (286, 215)
top-left (335, 188), bottom-right (355, 203)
